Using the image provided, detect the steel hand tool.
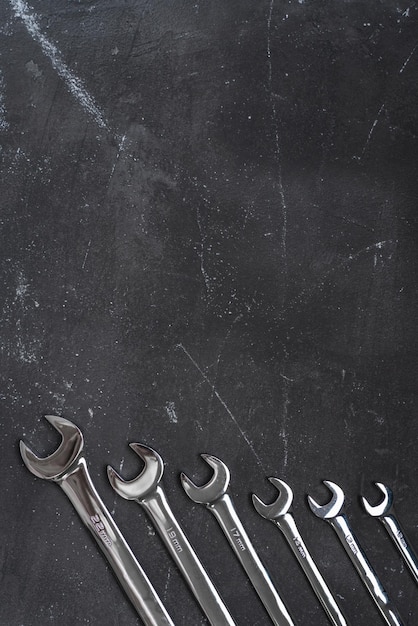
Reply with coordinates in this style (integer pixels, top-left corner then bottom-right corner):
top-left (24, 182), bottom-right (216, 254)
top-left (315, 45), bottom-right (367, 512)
top-left (308, 480), bottom-right (404, 626)
top-left (362, 482), bottom-right (418, 586)
top-left (20, 415), bottom-right (174, 626)
top-left (181, 454), bottom-right (294, 626)
top-left (107, 443), bottom-right (236, 626)
top-left (253, 477), bottom-right (349, 626)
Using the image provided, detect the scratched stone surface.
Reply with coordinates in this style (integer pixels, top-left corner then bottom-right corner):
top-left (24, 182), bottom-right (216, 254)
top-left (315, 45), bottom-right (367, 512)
top-left (1, 0), bottom-right (418, 624)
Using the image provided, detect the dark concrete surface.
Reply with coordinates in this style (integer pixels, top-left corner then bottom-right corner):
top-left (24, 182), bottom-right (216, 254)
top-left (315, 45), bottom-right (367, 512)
top-left (1, 0), bottom-right (418, 624)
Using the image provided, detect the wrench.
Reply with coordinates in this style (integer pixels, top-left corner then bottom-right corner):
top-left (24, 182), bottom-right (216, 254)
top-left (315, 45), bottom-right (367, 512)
top-left (180, 454), bottom-right (294, 626)
top-left (253, 477), bottom-right (349, 626)
top-left (20, 415), bottom-right (174, 626)
top-left (308, 480), bottom-right (404, 626)
top-left (107, 443), bottom-right (236, 626)
top-left (362, 482), bottom-right (418, 586)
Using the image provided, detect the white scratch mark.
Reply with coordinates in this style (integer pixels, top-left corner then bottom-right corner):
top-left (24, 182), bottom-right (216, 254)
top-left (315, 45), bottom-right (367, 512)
top-left (15, 270), bottom-right (29, 304)
top-left (10, 0), bottom-right (109, 130)
top-left (0, 70), bottom-right (9, 131)
top-left (266, 0), bottom-right (287, 271)
top-left (360, 103), bottom-right (385, 158)
top-left (165, 401), bottom-right (178, 424)
top-left (82, 239), bottom-right (91, 269)
top-left (109, 133), bottom-right (127, 181)
top-left (196, 206), bottom-right (211, 295)
top-left (400, 41), bottom-right (418, 74)
top-left (286, 240), bottom-right (397, 316)
top-left (176, 343), bottom-right (265, 470)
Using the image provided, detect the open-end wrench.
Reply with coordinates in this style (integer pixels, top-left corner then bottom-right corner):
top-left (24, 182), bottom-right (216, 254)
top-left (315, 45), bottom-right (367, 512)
top-left (20, 415), bottom-right (174, 626)
top-left (253, 477), bottom-right (349, 626)
top-left (362, 482), bottom-right (418, 586)
top-left (308, 480), bottom-right (404, 626)
top-left (107, 443), bottom-right (236, 626)
top-left (180, 454), bottom-right (294, 626)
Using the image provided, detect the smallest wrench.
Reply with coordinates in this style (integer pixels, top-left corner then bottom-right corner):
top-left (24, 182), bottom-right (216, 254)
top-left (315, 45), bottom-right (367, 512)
top-left (253, 477), bottom-right (349, 626)
top-left (362, 482), bottom-right (418, 587)
top-left (308, 481), bottom-right (404, 626)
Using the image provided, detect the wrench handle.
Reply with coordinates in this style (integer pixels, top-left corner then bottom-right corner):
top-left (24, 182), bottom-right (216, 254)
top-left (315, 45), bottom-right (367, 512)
top-left (275, 515), bottom-right (349, 626)
top-left (59, 457), bottom-right (174, 626)
top-left (381, 514), bottom-right (418, 586)
top-left (330, 515), bottom-right (403, 626)
top-left (210, 494), bottom-right (294, 626)
top-left (140, 486), bottom-right (236, 625)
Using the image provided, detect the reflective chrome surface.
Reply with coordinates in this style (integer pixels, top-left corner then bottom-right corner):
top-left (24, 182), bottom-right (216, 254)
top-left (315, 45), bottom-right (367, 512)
top-left (253, 477), bottom-right (349, 626)
top-left (308, 481), bottom-right (404, 626)
top-left (181, 454), bottom-right (295, 626)
top-left (108, 443), bottom-right (236, 626)
top-left (20, 415), bottom-right (174, 626)
top-left (362, 483), bottom-right (418, 587)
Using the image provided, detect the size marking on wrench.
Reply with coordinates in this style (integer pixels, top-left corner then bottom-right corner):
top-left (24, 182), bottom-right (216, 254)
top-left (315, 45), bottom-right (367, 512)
top-left (308, 480), bottom-right (404, 626)
top-left (181, 454), bottom-right (294, 626)
top-left (362, 482), bottom-right (418, 587)
top-left (253, 477), bottom-right (349, 626)
top-left (20, 415), bottom-right (174, 626)
top-left (107, 443), bottom-right (236, 626)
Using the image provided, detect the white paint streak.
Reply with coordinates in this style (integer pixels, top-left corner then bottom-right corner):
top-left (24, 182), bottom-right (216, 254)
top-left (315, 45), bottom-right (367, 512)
top-left (165, 401), bottom-right (178, 423)
top-left (267, 0), bottom-right (287, 269)
top-left (10, 0), bottom-right (108, 130)
top-left (109, 133), bottom-right (127, 180)
top-left (400, 42), bottom-right (418, 73)
top-left (0, 70), bottom-right (9, 131)
top-left (360, 103), bottom-right (385, 158)
top-left (82, 239), bottom-right (91, 269)
top-left (176, 343), bottom-right (265, 470)
top-left (287, 240), bottom-right (397, 316)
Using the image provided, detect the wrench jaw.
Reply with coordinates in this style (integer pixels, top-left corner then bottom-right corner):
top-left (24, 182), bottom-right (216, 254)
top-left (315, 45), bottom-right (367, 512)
top-left (107, 443), bottom-right (164, 502)
top-left (307, 481), bottom-right (345, 520)
top-left (19, 415), bottom-right (84, 481)
top-left (180, 454), bottom-right (230, 505)
top-left (361, 483), bottom-right (393, 518)
top-left (252, 478), bottom-right (294, 520)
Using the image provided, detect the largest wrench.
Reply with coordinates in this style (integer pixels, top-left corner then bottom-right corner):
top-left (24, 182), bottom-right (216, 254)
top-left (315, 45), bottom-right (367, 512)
top-left (20, 415), bottom-right (174, 626)
top-left (181, 454), bottom-right (294, 626)
top-left (308, 480), bottom-right (404, 626)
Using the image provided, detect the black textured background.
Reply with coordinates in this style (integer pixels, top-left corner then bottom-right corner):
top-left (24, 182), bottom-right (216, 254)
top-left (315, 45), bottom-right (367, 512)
top-left (2, 0), bottom-right (418, 624)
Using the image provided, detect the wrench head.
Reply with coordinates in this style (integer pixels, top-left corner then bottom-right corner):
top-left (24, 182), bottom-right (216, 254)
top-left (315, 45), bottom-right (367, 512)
top-left (252, 477), bottom-right (293, 519)
top-left (307, 480), bottom-right (345, 519)
top-left (19, 415), bottom-right (83, 481)
top-left (361, 482), bottom-right (393, 517)
top-left (180, 454), bottom-right (230, 505)
top-left (107, 443), bottom-right (164, 501)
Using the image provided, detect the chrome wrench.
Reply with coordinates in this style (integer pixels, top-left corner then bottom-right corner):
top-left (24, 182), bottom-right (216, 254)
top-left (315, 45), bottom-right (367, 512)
top-left (107, 443), bottom-right (236, 626)
top-left (253, 477), bottom-right (349, 626)
top-left (362, 482), bottom-right (418, 586)
top-left (20, 415), bottom-right (174, 626)
top-left (308, 480), bottom-right (404, 626)
top-left (181, 454), bottom-right (294, 626)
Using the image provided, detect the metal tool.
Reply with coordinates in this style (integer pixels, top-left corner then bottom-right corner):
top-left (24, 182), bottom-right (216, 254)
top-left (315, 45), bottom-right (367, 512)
top-left (19, 415), bottom-right (174, 626)
top-left (253, 477), bottom-right (349, 626)
top-left (107, 443), bottom-right (236, 626)
top-left (308, 480), bottom-right (404, 626)
top-left (180, 454), bottom-right (294, 626)
top-left (362, 482), bottom-right (418, 586)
